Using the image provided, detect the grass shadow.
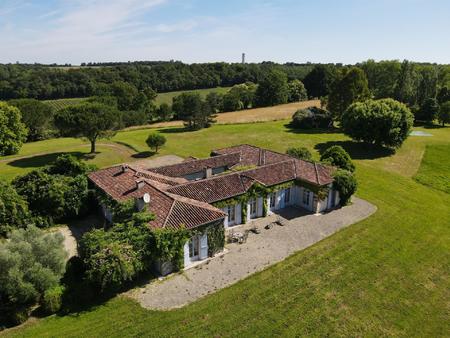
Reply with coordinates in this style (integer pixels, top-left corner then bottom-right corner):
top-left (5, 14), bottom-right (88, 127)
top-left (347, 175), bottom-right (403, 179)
top-left (131, 151), bottom-right (155, 159)
top-left (283, 122), bottom-right (341, 134)
top-left (158, 127), bottom-right (193, 134)
top-left (7, 152), bottom-right (92, 169)
top-left (314, 141), bottom-right (394, 160)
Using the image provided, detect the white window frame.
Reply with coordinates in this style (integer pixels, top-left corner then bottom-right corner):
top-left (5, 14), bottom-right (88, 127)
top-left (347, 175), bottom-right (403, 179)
top-left (189, 236), bottom-right (200, 259)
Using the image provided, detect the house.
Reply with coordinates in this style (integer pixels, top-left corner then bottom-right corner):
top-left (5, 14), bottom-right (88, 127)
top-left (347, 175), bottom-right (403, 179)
top-left (88, 144), bottom-right (340, 275)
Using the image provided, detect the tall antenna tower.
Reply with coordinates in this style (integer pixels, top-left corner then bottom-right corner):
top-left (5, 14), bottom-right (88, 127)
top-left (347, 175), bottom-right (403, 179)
top-left (242, 53), bottom-right (246, 64)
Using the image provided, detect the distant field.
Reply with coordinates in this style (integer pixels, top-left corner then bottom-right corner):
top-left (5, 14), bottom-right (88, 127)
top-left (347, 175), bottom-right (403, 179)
top-left (155, 87), bottom-right (231, 106)
top-left (43, 97), bottom-right (88, 111)
top-left (414, 144), bottom-right (450, 193)
top-left (41, 87), bottom-right (231, 111)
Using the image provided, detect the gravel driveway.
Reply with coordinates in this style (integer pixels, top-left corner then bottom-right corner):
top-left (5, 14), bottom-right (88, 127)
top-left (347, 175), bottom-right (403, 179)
top-left (130, 197), bottom-right (376, 310)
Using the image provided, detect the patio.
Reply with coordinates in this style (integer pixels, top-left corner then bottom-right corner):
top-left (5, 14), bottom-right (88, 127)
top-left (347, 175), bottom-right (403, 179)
top-left (129, 197), bottom-right (376, 310)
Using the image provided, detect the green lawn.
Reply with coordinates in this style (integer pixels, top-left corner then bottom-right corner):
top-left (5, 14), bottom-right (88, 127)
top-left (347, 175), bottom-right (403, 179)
top-left (414, 144), bottom-right (450, 194)
top-left (2, 124), bottom-right (450, 337)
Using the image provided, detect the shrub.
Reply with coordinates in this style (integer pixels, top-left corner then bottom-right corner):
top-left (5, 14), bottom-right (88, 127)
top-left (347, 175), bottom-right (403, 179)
top-left (0, 180), bottom-right (30, 236)
top-left (291, 107), bottom-right (332, 129)
top-left (0, 102), bottom-right (28, 155)
top-left (287, 80), bottom-right (308, 102)
top-left (41, 285), bottom-right (65, 314)
top-left (13, 170), bottom-right (89, 224)
top-left (333, 170), bottom-right (357, 206)
top-left (0, 226), bottom-right (66, 323)
top-left (286, 147), bottom-right (312, 161)
top-left (320, 145), bottom-right (355, 172)
top-left (146, 133), bottom-right (166, 153)
top-left (342, 98), bottom-right (414, 149)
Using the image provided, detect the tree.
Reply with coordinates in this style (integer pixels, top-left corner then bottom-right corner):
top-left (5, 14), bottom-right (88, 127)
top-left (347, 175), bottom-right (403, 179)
top-left (0, 226), bottom-right (66, 324)
top-left (254, 69), bottom-right (288, 107)
top-left (54, 102), bottom-right (120, 153)
top-left (360, 59), bottom-right (401, 99)
top-left (320, 145), bottom-right (355, 172)
top-left (286, 147), bottom-right (312, 161)
top-left (342, 98), bottom-right (414, 149)
top-left (8, 99), bottom-right (54, 141)
top-left (146, 133), bottom-right (166, 153)
top-left (287, 80), bottom-right (308, 102)
top-left (303, 65), bottom-right (339, 98)
top-left (205, 92), bottom-right (224, 113)
top-left (172, 93), bottom-right (215, 130)
top-left (437, 86), bottom-right (450, 104)
top-left (438, 101), bottom-right (450, 126)
top-left (333, 170), bottom-right (357, 206)
top-left (157, 103), bottom-right (173, 121)
top-left (394, 60), bottom-right (420, 106)
top-left (328, 67), bottom-right (370, 120)
top-left (291, 107), bottom-right (332, 129)
top-left (417, 98), bottom-right (439, 123)
top-left (0, 180), bottom-right (30, 236)
top-left (0, 102), bottom-right (28, 156)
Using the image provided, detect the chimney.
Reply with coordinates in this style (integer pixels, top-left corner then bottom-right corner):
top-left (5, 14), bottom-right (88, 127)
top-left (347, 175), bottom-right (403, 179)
top-left (258, 149), bottom-right (266, 166)
top-left (121, 164), bottom-right (128, 173)
top-left (136, 180), bottom-right (145, 190)
top-left (205, 167), bottom-right (213, 178)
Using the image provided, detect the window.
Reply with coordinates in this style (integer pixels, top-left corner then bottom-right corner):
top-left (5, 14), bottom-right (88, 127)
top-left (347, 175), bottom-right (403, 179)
top-left (189, 236), bottom-right (199, 258)
top-left (250, 199), bottom-right (257, 215)
top-left (227, 205), bottom-right (235, 222)
top-left (284, 188), bottom-right (291, 203)
top-left (270, 192), bottom-right (276, 208)
top-left (303, 189), bottom-right (310, 205)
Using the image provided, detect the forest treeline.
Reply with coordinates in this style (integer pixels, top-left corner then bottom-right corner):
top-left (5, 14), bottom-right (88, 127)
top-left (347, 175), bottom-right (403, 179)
top-left (1, 60), bottom-right (448, 104)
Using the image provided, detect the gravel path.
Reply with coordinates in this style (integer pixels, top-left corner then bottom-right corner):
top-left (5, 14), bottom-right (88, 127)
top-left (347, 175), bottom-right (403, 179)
top-left (130, 197), bottom-right (376, 310)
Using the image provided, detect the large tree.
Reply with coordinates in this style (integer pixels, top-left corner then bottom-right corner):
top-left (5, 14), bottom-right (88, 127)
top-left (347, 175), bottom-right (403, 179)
top-left (417, 98), bottom-right (439, 123)
top-left (8, 99), bottom-right (54, 141)
top-left (54, 102), bottom-right (120, 153)
top-left (287, 80), bottom-right (308, 102)
top-left (254, 69), bottom-right (288, 107)
top-left (0, 102), bottom-right (28, 156)
top-left (394, 60), bottom-right (420, 106)
top-left (303, 64), bottom-right (339, 99)
top-left (342, 98), bottom-right (414, 149)
top-left (172, 92), bottom-right (216, 130)
top-left (328, 67), bottom-right (370, 121)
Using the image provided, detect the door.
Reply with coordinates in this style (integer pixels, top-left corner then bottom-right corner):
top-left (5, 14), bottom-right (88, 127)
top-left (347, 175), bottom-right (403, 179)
top-left (227, 204), bottom-right (236, 227)
top-left (188, 235), bottom-right (200, 262)
top-left (249, 198), bottom-right (257, 218)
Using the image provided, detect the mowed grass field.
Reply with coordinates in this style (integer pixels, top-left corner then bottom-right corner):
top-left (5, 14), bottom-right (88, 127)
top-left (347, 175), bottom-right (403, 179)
top-left (42, 87), bottom-right (231, 111)
top-left (2, 123), bottom-right (450, 337)
top-left (414, 144), bottom-right (450, 194)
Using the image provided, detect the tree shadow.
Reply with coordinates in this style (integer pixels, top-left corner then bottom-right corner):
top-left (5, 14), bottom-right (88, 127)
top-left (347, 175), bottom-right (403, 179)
top-left (158, 127), bottom-right (193, 134)
top-left (283, 122), bottom-right (341, 134)
top-left (314, 141), bottom-right (394, 160)
top-left (131, 151), bottom-right (155, 159)
top-left (423, 124), bottom-right (449, 129)
top-left (7, 152), bottom-right (91, 169)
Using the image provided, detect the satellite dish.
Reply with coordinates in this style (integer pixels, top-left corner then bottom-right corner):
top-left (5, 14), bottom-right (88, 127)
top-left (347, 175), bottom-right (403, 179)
top-left (143, 193), bottom-right (151, 204)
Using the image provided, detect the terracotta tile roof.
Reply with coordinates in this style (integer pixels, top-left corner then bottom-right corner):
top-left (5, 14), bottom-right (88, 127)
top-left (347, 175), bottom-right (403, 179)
top-left (88, 165), bottom-right (225, 230)
top-left (149, 152), bottom-right (241, 177)
top-left (166, 172), bottom-right (252, 203)
top-left (88, 144), bottom-right (335, 230)
top-left (212, 144), bottom-right (291, 166)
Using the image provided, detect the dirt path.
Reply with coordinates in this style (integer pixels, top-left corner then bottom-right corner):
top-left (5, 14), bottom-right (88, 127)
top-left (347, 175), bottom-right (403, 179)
top-left (129, 197), bottom-right (376, 310)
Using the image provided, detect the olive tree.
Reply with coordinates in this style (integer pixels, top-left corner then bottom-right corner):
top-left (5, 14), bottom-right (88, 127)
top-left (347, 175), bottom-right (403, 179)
top-left (342, 98), bottom-right (414, 149)
top-left (0, 226), bottom-right (66, 324)
top-left (0, 102), bottom-right (28, 155)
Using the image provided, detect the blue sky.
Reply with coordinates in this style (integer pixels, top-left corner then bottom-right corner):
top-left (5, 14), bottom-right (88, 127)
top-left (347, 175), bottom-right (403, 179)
top-left (1, 0), bottom-right (449, 64)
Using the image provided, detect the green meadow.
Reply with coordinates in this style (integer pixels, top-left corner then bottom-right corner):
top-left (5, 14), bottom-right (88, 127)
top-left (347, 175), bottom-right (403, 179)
top-left (1, 121), bottom-right (449, 337)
